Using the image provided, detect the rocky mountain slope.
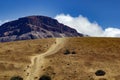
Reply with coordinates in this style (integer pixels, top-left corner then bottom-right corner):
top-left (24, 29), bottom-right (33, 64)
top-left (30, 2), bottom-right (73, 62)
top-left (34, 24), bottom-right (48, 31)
top-left (0, 16), bottom-right (83, 42)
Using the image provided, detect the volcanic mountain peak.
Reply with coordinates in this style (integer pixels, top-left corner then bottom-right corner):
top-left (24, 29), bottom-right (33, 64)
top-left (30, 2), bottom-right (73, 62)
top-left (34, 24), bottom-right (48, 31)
top-left (18, 15), bottom-right (59, 25)
top-left (0, 15), bottom-right (83, 42)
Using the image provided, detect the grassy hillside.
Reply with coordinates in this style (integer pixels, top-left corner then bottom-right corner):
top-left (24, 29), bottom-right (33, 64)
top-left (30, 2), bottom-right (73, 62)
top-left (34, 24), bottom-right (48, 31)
top-left (0, 37), bottom-right (120, 80)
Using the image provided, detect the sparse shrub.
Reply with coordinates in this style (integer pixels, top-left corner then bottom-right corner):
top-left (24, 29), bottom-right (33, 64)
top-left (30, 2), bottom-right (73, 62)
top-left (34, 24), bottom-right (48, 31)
top-left (10, 76), bottom-right (23, 80)
top-left (64, 49), bottom-right (70, 55)
top-left (39, 75), bottom-right (51, 80)
top-left (52, 72), bottom-right (56, 75)
top-left (67, 63), bottom-right (70, 65)
top-left (34, 77), bottom-right (38, 79)
top-left (72, 51), bottom-right (76, 54)
top-left (95, 70), bottom-right (106, 76)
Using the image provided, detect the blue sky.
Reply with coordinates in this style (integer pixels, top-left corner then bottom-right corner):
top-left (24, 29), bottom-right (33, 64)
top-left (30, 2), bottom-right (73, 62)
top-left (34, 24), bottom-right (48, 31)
top-left (0, 0), bottom-right (120, 29)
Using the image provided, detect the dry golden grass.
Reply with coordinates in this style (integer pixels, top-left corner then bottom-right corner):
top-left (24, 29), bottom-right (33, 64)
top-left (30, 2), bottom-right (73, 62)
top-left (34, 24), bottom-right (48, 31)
top-left (0, 37), bottom-right (120, 80)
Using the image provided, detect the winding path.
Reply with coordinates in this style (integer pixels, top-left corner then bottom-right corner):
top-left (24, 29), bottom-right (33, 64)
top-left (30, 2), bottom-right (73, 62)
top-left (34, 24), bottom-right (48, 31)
top-left (25, 38), bottom-right (66, 80)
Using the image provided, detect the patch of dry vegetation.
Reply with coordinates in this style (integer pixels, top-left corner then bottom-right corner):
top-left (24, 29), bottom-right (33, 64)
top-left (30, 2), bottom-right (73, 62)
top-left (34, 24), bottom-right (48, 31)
top-left (0, 37), bottom-right (120, 80)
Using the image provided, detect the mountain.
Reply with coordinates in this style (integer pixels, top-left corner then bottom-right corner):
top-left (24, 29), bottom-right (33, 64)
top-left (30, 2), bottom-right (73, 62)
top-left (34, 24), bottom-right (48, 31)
top-left (0, 15), bottom-right (83, 42)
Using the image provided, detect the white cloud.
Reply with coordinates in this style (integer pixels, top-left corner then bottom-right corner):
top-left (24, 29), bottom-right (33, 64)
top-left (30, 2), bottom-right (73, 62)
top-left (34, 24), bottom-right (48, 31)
top-left (0, 20), bottom-right (9, 26)
top-left (103, 28), bottom-right (120, 37)
top-left (55, 14), bottom-right (120, 37)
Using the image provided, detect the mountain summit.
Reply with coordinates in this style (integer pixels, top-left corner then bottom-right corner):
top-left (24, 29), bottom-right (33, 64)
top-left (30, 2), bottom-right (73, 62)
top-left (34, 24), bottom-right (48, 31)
top-left (0, 15), bottom-right (83, 42)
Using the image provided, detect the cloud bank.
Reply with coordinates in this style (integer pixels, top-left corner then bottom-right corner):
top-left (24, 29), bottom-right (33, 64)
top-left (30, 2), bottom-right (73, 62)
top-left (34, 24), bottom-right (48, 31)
top-left (55, 14), bottom-right (120, 37)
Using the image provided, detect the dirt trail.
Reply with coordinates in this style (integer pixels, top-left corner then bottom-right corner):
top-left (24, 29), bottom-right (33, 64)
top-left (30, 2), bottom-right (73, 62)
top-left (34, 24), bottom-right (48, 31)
top-left (25, 38), bottom-right (66, 80)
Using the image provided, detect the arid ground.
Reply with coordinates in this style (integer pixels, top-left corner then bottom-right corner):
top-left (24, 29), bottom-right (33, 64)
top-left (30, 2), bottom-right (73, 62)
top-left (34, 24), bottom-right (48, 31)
top-left (0, 37), bottom-right (120, 80)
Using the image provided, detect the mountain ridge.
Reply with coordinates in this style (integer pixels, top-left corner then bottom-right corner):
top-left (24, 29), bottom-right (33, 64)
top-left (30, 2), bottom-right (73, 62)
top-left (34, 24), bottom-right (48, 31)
top-left (0, 15), bottom-right (83, 42)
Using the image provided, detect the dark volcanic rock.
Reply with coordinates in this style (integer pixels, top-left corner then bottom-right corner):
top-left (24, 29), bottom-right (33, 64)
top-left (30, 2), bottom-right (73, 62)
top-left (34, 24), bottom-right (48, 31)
top-left (95, 70), bottom-right (106, 76)
top-left (0, 15), bottom-right (83, 42)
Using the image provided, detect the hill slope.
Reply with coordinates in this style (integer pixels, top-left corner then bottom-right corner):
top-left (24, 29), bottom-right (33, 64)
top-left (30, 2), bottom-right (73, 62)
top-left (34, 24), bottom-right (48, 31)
top-left (0, 37), bottom-right (120, 80)
top-left (0, 16), bottom-right (83, 42)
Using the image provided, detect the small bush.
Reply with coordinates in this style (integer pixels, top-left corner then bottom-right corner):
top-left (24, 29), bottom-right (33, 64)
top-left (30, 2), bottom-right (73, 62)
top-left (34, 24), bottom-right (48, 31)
top-left (10, 76), bottom-right (23, 80)
top-left (95, 70), bottom-right (106, 76)
top-left (72, 51), bottom-right (76, 54)
top-left (39, 75), bottom-right (51, 80)
top-left (64, 49), bottom-right (70, 55)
